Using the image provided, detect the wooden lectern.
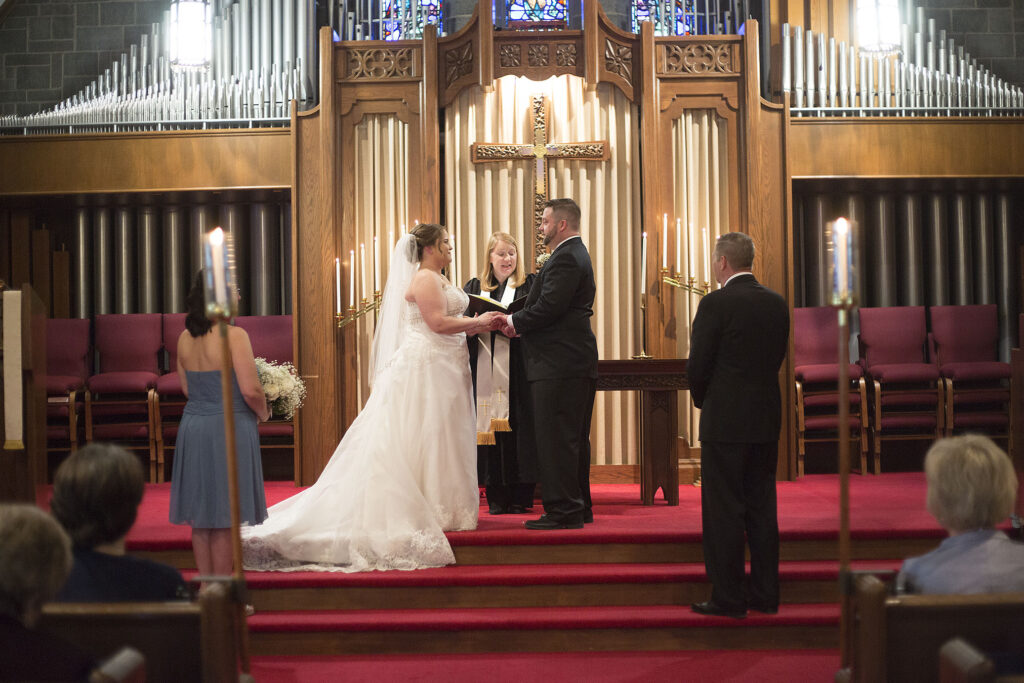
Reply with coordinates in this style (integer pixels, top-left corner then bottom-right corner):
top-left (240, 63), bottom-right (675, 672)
top-left (597, 359), bottom-right (688, 505)
top-left (0, 284), bottom-right (47, 503)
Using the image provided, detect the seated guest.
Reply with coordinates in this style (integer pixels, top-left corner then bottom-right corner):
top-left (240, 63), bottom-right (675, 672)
top-left (898, 434), bottom-right (1024, 594)
top-left (0, 504), bottom-right (96, 681)
top-left (51, 443), bottom-right (188, 602)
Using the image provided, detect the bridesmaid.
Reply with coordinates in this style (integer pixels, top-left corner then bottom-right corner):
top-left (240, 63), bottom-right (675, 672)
top-left (463, 233), bottom-right (538, 514)
top-left (169, 271), bottom-right (270, 584)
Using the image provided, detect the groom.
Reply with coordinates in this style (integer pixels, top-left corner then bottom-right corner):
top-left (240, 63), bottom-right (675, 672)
top-left (499, 198), bottom-right (598, 530)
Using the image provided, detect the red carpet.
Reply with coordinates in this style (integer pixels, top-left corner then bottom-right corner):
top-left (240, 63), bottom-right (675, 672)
top-left (114, 472), bottom-right (944, 552)
top-left (249, 649), bottom-right (841, 682)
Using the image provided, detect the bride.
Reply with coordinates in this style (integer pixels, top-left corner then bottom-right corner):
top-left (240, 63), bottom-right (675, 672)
top-left (243, 224), bottom-right (501, 572)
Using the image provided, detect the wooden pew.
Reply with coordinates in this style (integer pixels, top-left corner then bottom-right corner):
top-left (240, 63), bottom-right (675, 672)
top-left (40, 583), bottom-right (239, 683)
top-left (842, 574), bottom-right (1024, 683)
top-left (939, 638), bottom-right (1024, 683)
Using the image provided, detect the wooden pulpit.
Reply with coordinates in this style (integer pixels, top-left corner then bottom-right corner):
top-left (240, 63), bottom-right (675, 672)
top-left (1, 284), bottom-right (48, 503)
top-left (597, 359), bottom-right (688, 506)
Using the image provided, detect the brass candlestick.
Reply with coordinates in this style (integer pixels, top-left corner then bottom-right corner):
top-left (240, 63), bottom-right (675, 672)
top-left (336, 291), bottom-right (382, 328)
top-left (661, 268), bottom-right (709, 297)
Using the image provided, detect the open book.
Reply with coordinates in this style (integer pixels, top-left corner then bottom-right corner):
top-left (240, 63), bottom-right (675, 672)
top-left (465, 293), bottom-right (526, 317)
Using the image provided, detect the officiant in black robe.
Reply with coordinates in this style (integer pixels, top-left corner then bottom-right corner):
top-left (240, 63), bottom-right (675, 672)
top-left (464, 232), bottom-right (538, 514)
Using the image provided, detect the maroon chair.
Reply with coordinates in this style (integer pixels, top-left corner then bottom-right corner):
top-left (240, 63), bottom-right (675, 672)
top-left (929, 305), bottom-right (1010, 441)
top-left (84, 314), bottom-right (163, 481)
top-left (858, 307), bottom-right (944, 474)
top-left (153, 313), bottom-right (187, 483)
top-left (793, 307), bottom-right (869, 477)
top-left (45, 318), bottom-right (91, 467)
top-left (235, 315), bottom-right (296, 481)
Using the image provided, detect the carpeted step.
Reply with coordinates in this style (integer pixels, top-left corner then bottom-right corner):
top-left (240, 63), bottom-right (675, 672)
top-left (205, 560), bottom-right (902, 611)
top-left (246, 603), bottom-right (842, 655)
top-left (249, 648), bottom-right (842, 683)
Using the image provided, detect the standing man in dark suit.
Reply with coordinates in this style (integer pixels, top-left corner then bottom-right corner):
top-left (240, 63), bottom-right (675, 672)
top-left (688, 232), bottom-right (789, 618)
top-left (499, 198), bottom-right (599, 530)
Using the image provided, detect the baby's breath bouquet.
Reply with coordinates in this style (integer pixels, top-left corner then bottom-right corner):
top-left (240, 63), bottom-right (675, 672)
top-left (254, 358), bottom-right (306, 420)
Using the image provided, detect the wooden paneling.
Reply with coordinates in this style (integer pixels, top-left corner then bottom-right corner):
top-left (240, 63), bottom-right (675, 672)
top-left (30, 229), bottom-right (50, 315)
top-left (789, 118), bottom-right (1024, 179)
top-left (0, 128), bottom-right (291, 196)
top-left (10, 210), bottom-right (30, 289)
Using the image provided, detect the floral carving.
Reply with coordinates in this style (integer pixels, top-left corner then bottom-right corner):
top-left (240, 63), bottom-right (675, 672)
top-left (604, 39), bottom-right (633, 84)
top-left (555, 43), bottom-right (577, 67)
top-left (664, 43), bottom-right (735, 74)
top-left (527, 44), bottom-right (550, 67)
top-left (445, 42), bottom-right (474, 87)
top-left (347, 48), bottom-right (413, 80)
top-left (499, 44), bottom-right (522, 68)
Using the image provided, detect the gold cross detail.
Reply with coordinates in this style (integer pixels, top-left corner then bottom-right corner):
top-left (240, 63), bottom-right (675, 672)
top-left (470, 95), bottom-right (608, 267)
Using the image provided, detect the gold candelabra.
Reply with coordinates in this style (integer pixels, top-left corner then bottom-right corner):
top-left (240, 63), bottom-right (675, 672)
top-left (660, 269), bottom-right (709, 297)
top-left (336, 291), bottom-right (382, 328)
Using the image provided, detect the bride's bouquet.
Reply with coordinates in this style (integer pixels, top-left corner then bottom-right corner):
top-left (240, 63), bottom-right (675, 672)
top-left (254, 358), bottom-right (307, 420)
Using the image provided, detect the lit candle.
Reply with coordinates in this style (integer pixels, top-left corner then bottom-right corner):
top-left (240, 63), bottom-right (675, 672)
top-left (675, 218), bottom-right (682, 274)
top-left (640, 231), bottom-right (648, 295)
top-left (833, 217), bottom-right (850, 298)
top-left (663, 214), bottom-right (671, 270)
top-left (373, 236), bottom-right (380, 293)
top-left (701, 228), bottom-right (710, 283)
top-left (388, 228), bottom-right (395, 256)
top-left (335, 257), bottom-right (341, 315)
top-left (348, 249), bottom-right (355, 308)
top-left (360, 243), bottom-right (367, 301)
top-left (208, 227), bottom-right (227, 310)
top-left (687, 222), bottom-right (696, 279)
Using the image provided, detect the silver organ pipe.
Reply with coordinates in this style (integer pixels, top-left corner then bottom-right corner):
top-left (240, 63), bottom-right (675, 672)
top-left (2, 0), bottom-right (318, 133)
top-left (784, 2), bottom-right (1023, 118)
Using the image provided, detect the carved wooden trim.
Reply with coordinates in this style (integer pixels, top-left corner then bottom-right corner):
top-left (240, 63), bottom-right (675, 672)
top-left (341, 46), bottom-right (420, 81)
top-left (493, 34), bottom-right (584, 80)
top-left (445, 41), bottom-right (474, 88)
top-left (603, 38), bottom-right (633, 85)
top-left (596, 374), bottom-right (689, 391)
top-left (437, 5), bottom-right (482, 107)
top-left (658, 39), bottom-right (741, 78)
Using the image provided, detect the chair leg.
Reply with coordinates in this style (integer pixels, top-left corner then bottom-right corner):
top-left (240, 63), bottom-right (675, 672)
top-left (797, 434), bottom-right (805, 479)
top-left (84, 390), bottom-right (94, 443)
top-left (147, 389), bottom-right (158, 483)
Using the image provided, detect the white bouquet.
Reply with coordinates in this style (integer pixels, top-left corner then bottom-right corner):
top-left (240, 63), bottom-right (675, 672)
top-left (254, 357), bottom-right (307, 420)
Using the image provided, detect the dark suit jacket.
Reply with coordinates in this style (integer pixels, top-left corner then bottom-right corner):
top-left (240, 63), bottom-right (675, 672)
top-left (688, 273), bottom-right (789, 443)
top-left (511, 237), bottom-right (599, 381)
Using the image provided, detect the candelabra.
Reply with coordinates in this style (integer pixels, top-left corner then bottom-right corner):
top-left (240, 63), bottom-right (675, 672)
top-left (660, 269), bottom-right (709, 297)
top-left (336, 292), bottom-right (381, 328)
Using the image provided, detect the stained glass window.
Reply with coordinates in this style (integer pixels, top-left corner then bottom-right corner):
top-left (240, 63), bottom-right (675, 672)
top-left (631, 0), bottom-right (698, 36)
top-left (507, 0), bottom-right (567, 23)
top-left (382, 0), bottom-right (442, 41)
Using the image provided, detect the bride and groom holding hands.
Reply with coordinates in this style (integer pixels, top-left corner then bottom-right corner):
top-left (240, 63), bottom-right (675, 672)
top-left (242, 198), bottom-right (598, 572)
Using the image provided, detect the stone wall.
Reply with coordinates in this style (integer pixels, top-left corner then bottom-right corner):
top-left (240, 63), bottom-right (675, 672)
top-left (0, 0), bottom-right (167, 117)
top-left (920, 0), bottom-right (1024, 85)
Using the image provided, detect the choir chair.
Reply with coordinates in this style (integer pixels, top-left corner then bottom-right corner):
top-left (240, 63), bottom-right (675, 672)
top-left (792, 307), bottom-right (869, 477)
top-left (929, 305), bottom-right (1010, 443)
top-left (84, 314), bottom-right (163, 482)
top-left (153, 313), bottom-right (187, 483)
top-left (235, 315), bottom-right (296, 481)
top-left (857, 307), bottom-right (944, 474)
top-left (44, 318), bottom-right (91, 473)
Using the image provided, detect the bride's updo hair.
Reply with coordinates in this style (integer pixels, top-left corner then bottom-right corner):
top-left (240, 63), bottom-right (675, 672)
top-left (410, 223), bottom-right (446, 262)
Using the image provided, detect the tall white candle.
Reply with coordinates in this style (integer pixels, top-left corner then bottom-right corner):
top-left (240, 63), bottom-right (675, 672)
top-left (373, 236), bottom-right (380, 292)
top-left (833, 217), bottom-right (850, 298)
top-left (640, 232), bottom-right (648, 296)
top-left (701, 228), bottom-right (710, 283)
top-left (675, 218), bottom-right (682, 273)
top-left (688, 222), bottom-right (696, 279)
top-left (662, 214), bottom-right (668, 270)
top-left (208, 227), bottom-right (227, 310)
top-left (662, 221), bottom-right (668, 270)
top-left (360, 243), bottom-right (367, 301)
top-left (335, 257), bottom-right (341, 315)
top-left (348, 249), bottom-right (355, 308)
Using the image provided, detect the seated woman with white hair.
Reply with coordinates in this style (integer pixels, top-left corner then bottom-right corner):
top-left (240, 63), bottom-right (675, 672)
top-left (898, 434), bottom-right (1024, 594)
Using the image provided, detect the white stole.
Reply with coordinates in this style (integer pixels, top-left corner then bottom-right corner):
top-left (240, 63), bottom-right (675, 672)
top-left (475, 283), bottom-right (515, 445)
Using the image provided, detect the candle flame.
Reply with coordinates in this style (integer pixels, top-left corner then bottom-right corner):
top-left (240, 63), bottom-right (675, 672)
top-left (209, 226), bottom-right (224, 246)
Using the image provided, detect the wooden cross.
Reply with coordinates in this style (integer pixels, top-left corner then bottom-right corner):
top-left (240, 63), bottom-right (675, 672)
top-left (470, 95), bottom-right (609, 267)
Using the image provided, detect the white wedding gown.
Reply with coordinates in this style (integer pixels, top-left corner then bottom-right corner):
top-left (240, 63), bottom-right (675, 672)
top-left (242, 279), bottom-right (479, 572)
